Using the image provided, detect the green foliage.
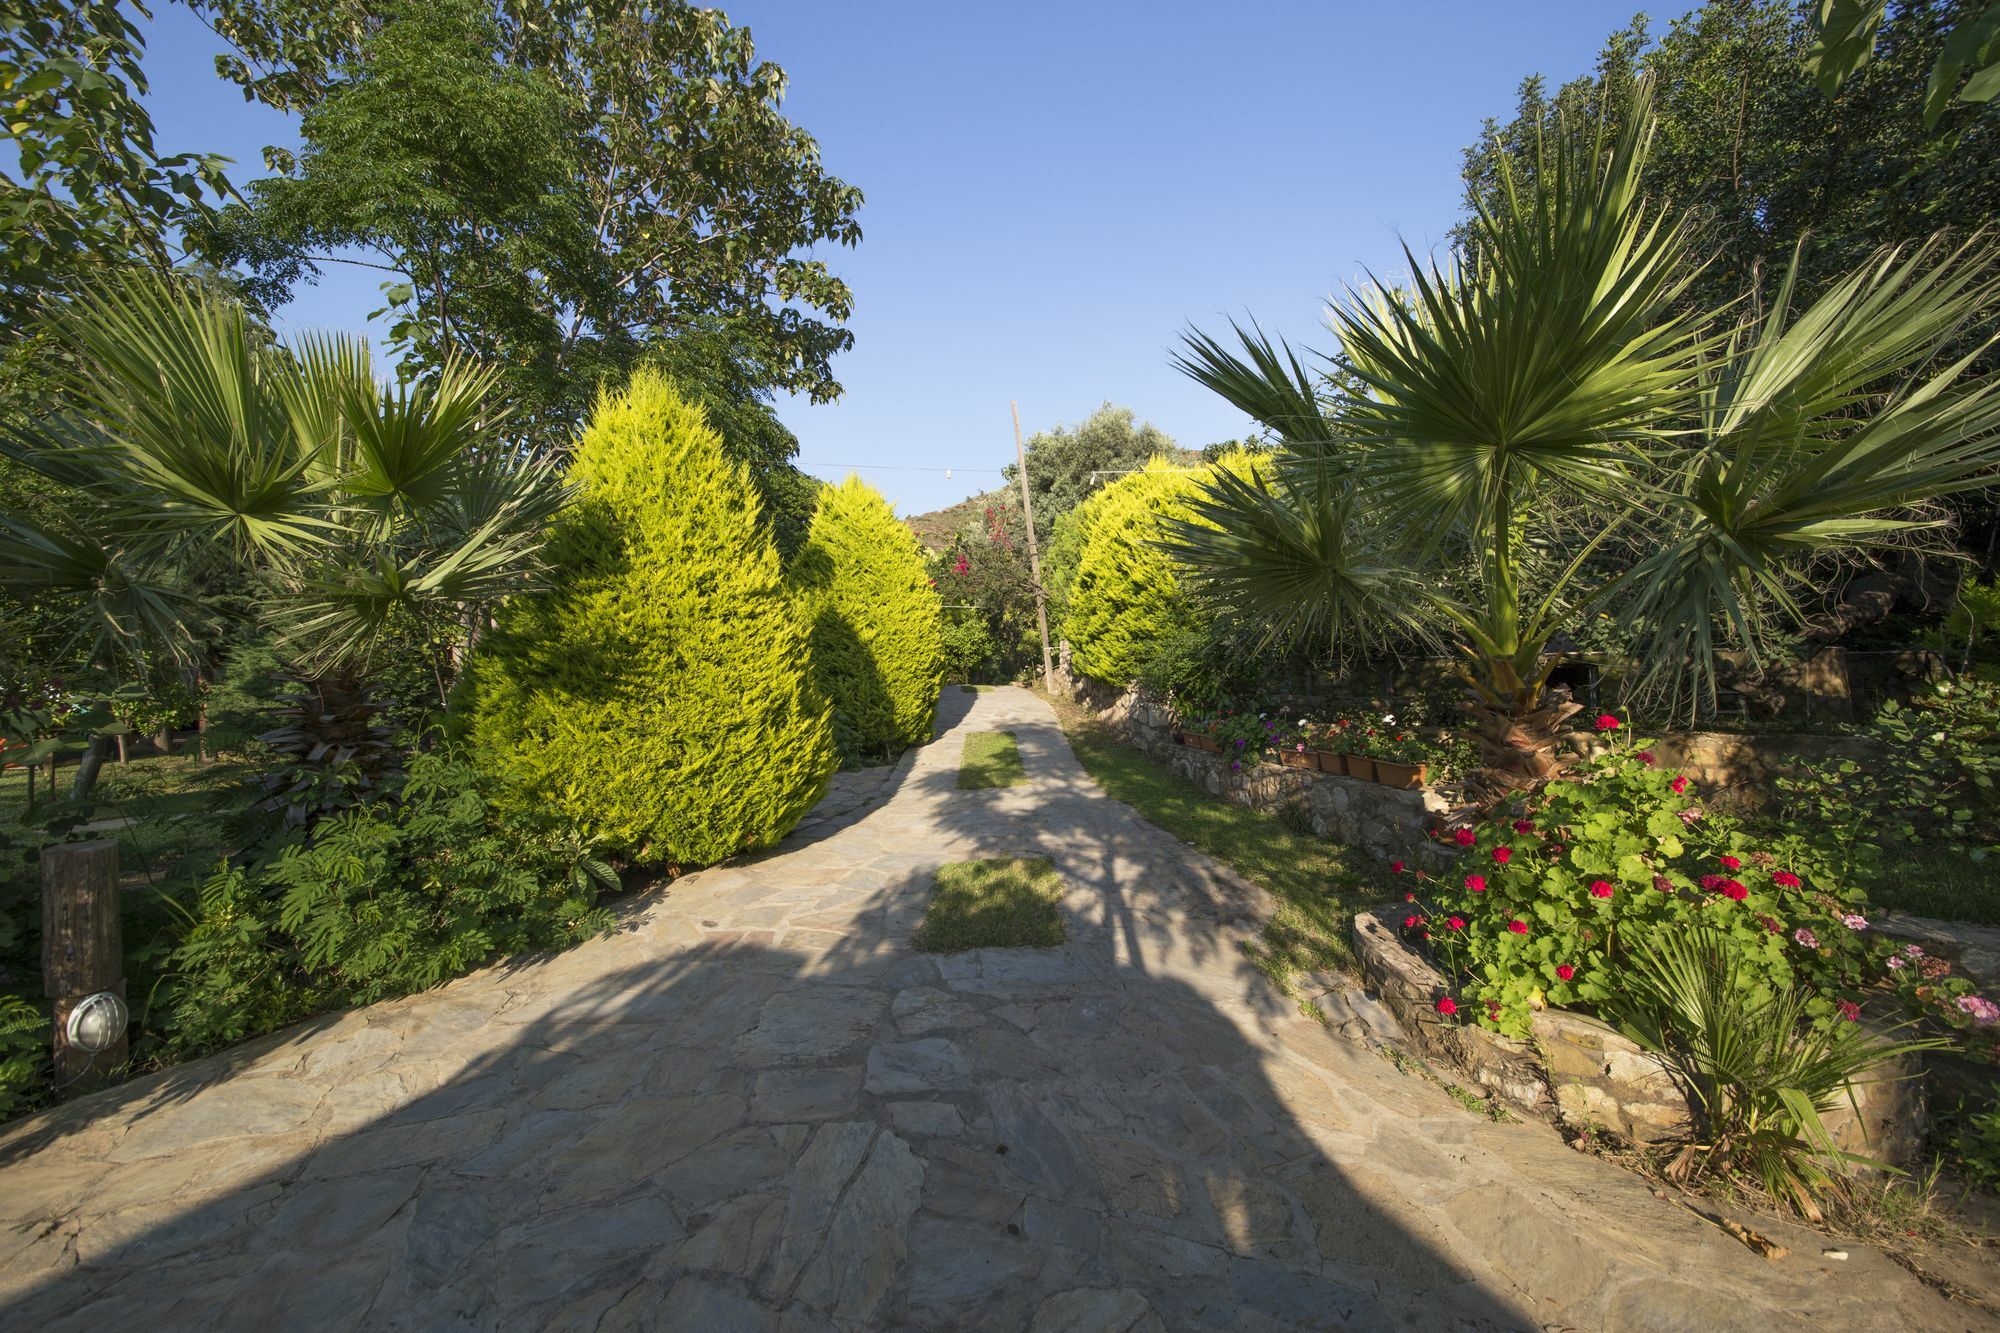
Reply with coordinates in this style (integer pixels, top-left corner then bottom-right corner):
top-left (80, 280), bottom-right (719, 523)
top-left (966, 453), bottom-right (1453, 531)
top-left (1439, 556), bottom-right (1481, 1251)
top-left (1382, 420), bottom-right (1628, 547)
top-left (1806, 0), bottom-right (2000, 123)
top-left (1605, 926), bottom-right (1944, 1217)
top-left (912, 856), bottom-right (1066, 953)
top-left (1134, 616), bottom-right (1261, 717)
top-left (928, 495), bottom-right (1043, 683)
top-left (464, 368), bottom-right (836, 865)
top-left (198, 0), bottom-right (864, 451)
top-left (1774, 677), bottom-right (2000, 885)
top-left (936, 610), bottom-right (996, 685)
top-left (162, 746), bottom-right (613, 1053)
top-left (0, 0), bottom-right (234, 339)
top-left (957, 730), bottom-right (1026, 789)
top-left (792, 476), bottom-right (943, 765)
top-left (1949, 1093), bottom-right (2000, 1188)
top-left (1067, 454), bottom-right (1256, 687)
top-left (0, 993), bottom-right (47, 1120)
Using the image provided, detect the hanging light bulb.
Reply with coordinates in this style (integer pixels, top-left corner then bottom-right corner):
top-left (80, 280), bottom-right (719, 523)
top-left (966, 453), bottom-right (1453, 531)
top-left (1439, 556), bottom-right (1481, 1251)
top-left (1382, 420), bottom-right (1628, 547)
top-left (945, 468), bottom-right (953, 480)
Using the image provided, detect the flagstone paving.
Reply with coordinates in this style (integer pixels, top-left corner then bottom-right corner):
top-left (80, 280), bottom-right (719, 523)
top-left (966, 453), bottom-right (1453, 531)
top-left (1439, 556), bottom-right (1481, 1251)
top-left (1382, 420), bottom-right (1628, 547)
top-left (0, 687), bottom-right (1988, 1331)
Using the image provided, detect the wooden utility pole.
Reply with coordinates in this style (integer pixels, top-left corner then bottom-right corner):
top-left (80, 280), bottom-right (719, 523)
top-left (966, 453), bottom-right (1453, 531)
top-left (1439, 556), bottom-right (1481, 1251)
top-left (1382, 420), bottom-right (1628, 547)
top-left (1012, 401), bottom-right (1056, 687)
top-left (41, 840), bottom-right (125, 1095)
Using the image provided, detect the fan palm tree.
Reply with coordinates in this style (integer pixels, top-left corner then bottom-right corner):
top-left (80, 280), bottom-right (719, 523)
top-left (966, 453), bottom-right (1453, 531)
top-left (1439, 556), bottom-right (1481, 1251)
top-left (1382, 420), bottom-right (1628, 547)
top-left (0, 270), bottom-right (568, 799)
top-left (1167, 78), bottom-right (2000, 798)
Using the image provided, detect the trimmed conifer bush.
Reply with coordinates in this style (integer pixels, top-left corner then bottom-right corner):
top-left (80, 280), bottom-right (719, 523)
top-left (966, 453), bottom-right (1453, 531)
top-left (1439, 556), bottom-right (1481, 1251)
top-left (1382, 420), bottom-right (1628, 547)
top-left (463, 369), bottom-right (836, 866)
top-left (792, 475), bottom-right (944, 764)
top-left (1066, 453), bottom-right (1261, 686)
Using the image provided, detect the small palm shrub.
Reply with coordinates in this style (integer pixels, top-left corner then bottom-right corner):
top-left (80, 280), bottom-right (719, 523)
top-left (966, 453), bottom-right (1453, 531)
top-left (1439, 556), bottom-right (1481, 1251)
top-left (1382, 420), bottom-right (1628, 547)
top-left (792, 476), bottom-right (943, 764)
top-left (1605, 928), bottom-right (1944, 1219)
top-left (463, 369), bottom-right (837, 864)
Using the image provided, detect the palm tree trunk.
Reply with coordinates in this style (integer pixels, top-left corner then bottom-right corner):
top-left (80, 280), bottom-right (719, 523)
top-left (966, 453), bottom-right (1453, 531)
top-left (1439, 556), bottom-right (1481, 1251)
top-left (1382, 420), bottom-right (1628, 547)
top-left (1464, 690), bottom-right (1582, 801)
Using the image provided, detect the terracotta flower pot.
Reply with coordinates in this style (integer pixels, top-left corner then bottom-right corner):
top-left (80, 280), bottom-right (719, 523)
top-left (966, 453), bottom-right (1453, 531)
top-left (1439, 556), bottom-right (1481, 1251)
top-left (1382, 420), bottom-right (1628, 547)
top-left (1371, 758), bottom-right (1427, 790)
top-left (1280, 750), bottom-right (1312, 769)
top-left (1342, 754), bottom-right (1376, 783)
top-left (1310, 750), bottom-right (1343, 776)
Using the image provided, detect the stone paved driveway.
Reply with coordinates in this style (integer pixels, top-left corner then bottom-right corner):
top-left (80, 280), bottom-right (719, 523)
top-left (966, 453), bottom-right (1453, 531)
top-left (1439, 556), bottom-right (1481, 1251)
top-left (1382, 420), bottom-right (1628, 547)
top-left (0, 687), bottom-right (1986, 1331)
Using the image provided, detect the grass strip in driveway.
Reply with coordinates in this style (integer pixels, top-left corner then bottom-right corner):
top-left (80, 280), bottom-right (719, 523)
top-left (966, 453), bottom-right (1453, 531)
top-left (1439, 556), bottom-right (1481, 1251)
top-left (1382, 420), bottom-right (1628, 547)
top-left (913, 856), bottom-right (1067, 951)
top-left (957, 730), bottom-right (1027, 788)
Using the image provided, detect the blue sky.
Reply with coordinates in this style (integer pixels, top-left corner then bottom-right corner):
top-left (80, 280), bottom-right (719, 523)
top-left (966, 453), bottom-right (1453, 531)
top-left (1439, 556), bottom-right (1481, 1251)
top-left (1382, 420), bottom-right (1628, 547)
top-left (144, 1), bottom-right (1695, 515)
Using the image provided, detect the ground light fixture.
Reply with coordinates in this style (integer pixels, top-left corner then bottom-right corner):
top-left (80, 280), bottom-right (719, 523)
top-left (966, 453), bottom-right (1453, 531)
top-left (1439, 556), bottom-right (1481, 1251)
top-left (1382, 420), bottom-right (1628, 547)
top-left (64, 990), bottom-right (128, 1055)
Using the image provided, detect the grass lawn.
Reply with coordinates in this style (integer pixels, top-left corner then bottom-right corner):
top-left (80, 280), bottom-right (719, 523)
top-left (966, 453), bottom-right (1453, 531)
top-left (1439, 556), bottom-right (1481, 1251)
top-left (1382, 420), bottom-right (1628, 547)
top-left (913, 856), bottom-right (1067, 952)
top-left (1, 751), bottom-right (254, 890)
top-left (1853, 843), bottom-right (1999, 926)
top-left (957, 730), bottom-right (1027, 789)
top-left (1037, 688), bottom-right (1386, 1001)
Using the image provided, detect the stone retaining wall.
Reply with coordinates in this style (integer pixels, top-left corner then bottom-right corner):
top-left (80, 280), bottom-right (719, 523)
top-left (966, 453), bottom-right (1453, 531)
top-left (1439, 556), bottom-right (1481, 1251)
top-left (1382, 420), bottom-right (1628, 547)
top-left (1351, 906), bottom-right (1925, 1167)
top-left (1057, 676), bottom-right (1455, 866)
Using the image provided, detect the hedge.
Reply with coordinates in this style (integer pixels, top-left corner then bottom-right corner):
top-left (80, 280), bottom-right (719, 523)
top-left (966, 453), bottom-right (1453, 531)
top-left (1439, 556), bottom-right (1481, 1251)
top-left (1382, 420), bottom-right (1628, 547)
top-left (463, 369), bottom-right (836, 866)
top-left (793, 475), bottom-right (944, 764)
top-left (1064, 452), bottom-right (1261, 686)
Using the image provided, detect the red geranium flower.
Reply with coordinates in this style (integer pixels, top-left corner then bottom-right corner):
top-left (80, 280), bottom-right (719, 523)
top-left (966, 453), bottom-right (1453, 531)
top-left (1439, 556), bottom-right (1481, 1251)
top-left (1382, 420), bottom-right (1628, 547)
top-left (1636, 750), bottom-right (1655, 766)
top-left (1720, 879), bottom-right (1748, 902)
top-left (1670, 776), bottom-right (1689, 795)
top-left (1493, 846), bottom-right (1512, 864)
top-left (1837, 999), bottom-right (1861, 1023)
top-left (1718, 854), bottom-right (1740, 871)
top-left (1653, 874), bottom-right (1673, 892)
top-left (1404, 914), bottom-right (1422, 929)
top-left (1465, 874), bottom-right (1487, 892)
top-left (1507, 919), bottom-right (1528, 935)
top-left (1589, 880), bottom-right (1613, 899)
top-left (1390, 860), bottom-right (1405, 874)
top-left (1436, 996), bottom-right (1458, 1016)
top-left (1594, 713), bottom-right (1621, 732)
top-left (1513, 819), bottom-right (1535, 835)
top-left (1404, 891), bottom-right (1416, 902)
top-left (1772, 870), bottom-right (1802, 889)
top-left (1448, 916), bottom-right (1465, 931)
top-left (1699, 874), bottom-right (1723, 891)
top-left (1453, 827), bottom-right (1476, 847)
top-left (1556, 964), bottom-right (1576, 981)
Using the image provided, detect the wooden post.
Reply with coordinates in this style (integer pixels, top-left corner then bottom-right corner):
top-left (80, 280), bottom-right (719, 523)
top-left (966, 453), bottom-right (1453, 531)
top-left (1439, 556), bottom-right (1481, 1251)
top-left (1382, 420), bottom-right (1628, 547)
top-left (41, 840), bottom-right (125, 1096)
top-left (1012, 401), bottom-right (1056, 688)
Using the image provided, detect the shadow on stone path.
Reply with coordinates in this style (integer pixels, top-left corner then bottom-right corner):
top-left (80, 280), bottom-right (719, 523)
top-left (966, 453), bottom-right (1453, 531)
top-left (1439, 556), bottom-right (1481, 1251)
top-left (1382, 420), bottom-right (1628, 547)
top-left (0, 687), bottom-right (1983, 1330)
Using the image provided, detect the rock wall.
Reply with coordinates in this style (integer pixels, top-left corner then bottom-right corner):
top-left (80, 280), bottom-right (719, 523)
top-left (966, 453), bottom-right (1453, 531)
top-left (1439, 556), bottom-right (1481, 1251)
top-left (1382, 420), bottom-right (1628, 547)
top-left (1352, 906), bottom-right (1926, 1166)
top-left (1059, 677), bottom-right (1454, 866)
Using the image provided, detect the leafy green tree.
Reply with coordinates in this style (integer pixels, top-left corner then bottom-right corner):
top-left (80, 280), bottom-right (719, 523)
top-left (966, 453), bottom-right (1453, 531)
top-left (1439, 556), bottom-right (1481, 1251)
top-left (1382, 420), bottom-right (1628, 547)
top-left (0, 0), bottom-right (234, 404)
top-left (792, 476), bottom-right (943, 765)
top-left (1807, 0), bottom-right (2000, 123)
top-left (1003, 402), bottom-right (1188, 542)
top-left (463, 368), bottom-right (835, 865)
top-left (195, 0), bottom-right (863, 451)
top-left (1173, 82), bottom-right (2000, 796)
top-left (1458, 2), bottom-right (2000, 336)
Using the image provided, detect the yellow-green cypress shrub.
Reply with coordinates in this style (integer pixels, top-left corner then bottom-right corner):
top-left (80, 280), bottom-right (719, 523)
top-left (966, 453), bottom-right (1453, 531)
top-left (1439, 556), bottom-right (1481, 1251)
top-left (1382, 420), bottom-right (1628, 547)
top-left (462, 369), bottom-right (836, 866)
top-left (1066, 452), bottom-right (1260, 686)
top-left (792, 475), bottom-right (944, 764)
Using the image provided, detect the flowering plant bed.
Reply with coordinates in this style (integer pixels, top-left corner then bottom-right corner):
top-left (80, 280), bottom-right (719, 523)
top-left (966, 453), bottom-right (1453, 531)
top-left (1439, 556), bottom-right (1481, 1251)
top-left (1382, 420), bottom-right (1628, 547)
top-left (1386, 727), bottom-right (2000, 1065)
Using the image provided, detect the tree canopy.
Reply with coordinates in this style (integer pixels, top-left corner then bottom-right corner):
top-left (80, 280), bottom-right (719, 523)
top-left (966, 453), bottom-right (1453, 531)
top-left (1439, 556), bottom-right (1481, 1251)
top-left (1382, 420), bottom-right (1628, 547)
top-left (195, 0), bottom-right (863, 451)
top-left (1003, 402), bottom-right (1191, 542)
